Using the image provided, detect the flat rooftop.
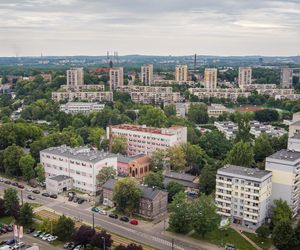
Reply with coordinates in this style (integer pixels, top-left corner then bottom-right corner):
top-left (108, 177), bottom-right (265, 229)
top-left (111, 124), bottom-right (185, 135)
top-left (267, 149), bottom-right (300, 161)
top-left (218, 164), bottom-right (271, 179)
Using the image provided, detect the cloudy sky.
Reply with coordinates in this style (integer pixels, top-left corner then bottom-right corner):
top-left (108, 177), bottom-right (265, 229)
top-left (0, 0), bottom-right (299, 56)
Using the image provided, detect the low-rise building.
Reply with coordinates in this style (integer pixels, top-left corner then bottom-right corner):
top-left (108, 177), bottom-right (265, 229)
top-left (102, 179), bottom-right (168, 219)
top-left (207, 104), bottom-right (233, 117)
top-left (214, 121), bottom-right (238, 140)
top-left (163, 171), bottom-right (199, 192)
top-left (154, 80), bottom-right (195, 85)
top-left (46, 175), bottom-right (73, 195)
top-left (52, 91), bottom-right (113, 102)
top-left (215, 164), bottom-right (272, 229)
top-left (189, 88), bottom-right (251, 101)
top-left (59, 102), bottom-right (105, 114)
top-left (107, 124), bottom-right (187, 155)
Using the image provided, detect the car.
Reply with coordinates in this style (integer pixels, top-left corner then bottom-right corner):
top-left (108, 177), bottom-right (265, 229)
top-left (41, 192), bottom-right (49, 197)
top-left (32, 189), bottom-right (40, 194)
top-left (17, 184), bottom-right (24, 189)
top-left (99, 209), bottom-right (107, 215)
top-left (73, 197), bottom-right (78, 203)
top-left (47, 236), bottom-right (58, 242)
top-left (120, 216), bottom-right (129, 222)
top-left (0, 227), bottom-right (7, 233)
top-left (33, 230), bottom-right (41, 237)
top-left (6, 225), bottom-right (13, 232)
top-left (77, 198), bottom-right (85, 204)
top-left (73, 245), bottom-right (84, 250)
top-left (130, 219), bottom-right (138, 225)
top-left (42, 234), bottom-right (51, 240)
top-left (4, 180), bottom-right (11, 185)
top-left (91, 207), bottom-right (100, 213)
top-left (64, 242), bottom-right (75, 249)
top-left (0, 178), bottom-right (4, 182)
top-left (50, 194), bottom-right (57, 199)
top-left (30, 183), bottom-right (38, 188)
top-left (6, 239), bottom-right (16, 245)
top-left (0, 240), bottom-right (6, 245)
top-left (39, 232), bottom-right (47, 238)
top-left (68, 191), bottom-right (76, 197)
top-left (109, 214), bottom-right (118, 219)
top-left (27, 195), bottom-right (35, 200)
top-left (68, 196), bottom-right (74, 201)
top-left (225, 243), bottom-right (236, 250)
top-left (12, 182), bottom-right (18, 187)
top-left (12, 242), bottom-right (25, 249)
top-left (25, 188), bottom-right (32, 192)
top-left (26, 228), bottom-right (35, 234)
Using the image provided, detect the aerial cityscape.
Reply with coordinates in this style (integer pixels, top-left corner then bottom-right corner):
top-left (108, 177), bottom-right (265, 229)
top-left (1, 1), bottom-right (300, 250)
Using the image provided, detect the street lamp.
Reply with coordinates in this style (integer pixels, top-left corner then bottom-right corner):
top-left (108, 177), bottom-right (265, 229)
top-left (102, 237), bottom-right (106, 250)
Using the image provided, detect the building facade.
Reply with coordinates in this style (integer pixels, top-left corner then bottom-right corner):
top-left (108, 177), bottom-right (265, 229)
top-left (189, 88), bottom-right (251, 101)
top-left (67, 68), bottom-right (84, 86)
top-left (238, 67), bottom-right (252, 89)
top-left (52, 91), bottom-right (113, 102)
top-left (280, 68), bottom-right (293, 88)
top-left (109, 67), bottom-right (124, 91)
top-left (204, 68), bottom-right (218, 89)
top-left (59, 102), bottom-right (105, 114)
top-left (175, 65), bottom-right (188, 82)
top-left (107, 124), bottom-right (187, 155)
top-left (141, 64), bottom-right (153, 85)
top-left (215, 165), bottom-right (272, 229)
top-left (40, 145), bottom-right (118, 195)
top-left (46, 175), bottom-right (73, 195)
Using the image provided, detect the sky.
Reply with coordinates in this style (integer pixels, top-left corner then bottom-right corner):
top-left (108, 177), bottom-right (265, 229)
top-left (0, 0), bottom-right (299, 57)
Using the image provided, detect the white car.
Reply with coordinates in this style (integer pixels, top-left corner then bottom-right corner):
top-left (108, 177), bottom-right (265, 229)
top-left (12, 242), bottom-right (25, 249)
top-left (25, 187), bottom-right (32, 192)
top-left (73, 245), bottom-right (84, 250)
top-left (99, 209), bottom-right (107, 215)
top-left (42, 234), bottom-right (51, 240)
top-left (47, 236), bottom-right (58, 242)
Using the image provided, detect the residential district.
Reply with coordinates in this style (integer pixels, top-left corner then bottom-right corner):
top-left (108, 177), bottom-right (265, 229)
top-left (1, 58), bottom-right (300, 250)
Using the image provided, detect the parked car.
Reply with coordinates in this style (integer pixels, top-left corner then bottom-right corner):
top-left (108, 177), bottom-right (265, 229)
top-left (225, 243), bottom-right (236, 250)
top-left (12, 241), bottom-right (25, 249)
top-left (109, 214), bottom-right (118, 219)
top-left (39, 232), bottom-right (47, 238)
top-left (77, 198), bottom-right (85, 204)
top-left (68, 196), bottom-right (74, 202)
top-left (48, 236), bottom-right (58, 242)
top-left (0, 178), bottom-right (4, 182)
top-left (6, 239), bottom-right (16, 245)
top-left (25, 188), bottom-right (32, 192)
top-left (130, 219), bottom-right (138, 225)
top-left (6, 225), bottom-right (13, 232)
top-left (4, 180), bottom-right (11, 185)
top-left (17, 184), bottom-right (24, 189)
top-left (120, 216), bottom-right (129, 222)
top-left (12, 182), bottom-right (18, 187)
top-left (26, 228), bottom-right (35, 234)
top-left (68, 191), bottom-right (76, 197)
top-left (42, 234), bottom-right (51, 240)
top-left (41, 192), bottom-right (50, 197)
top-left (0, 240), bottom-right (6, 245)
top-left (0, 227), bottom-right (7, 233)
top-left (73, 197), bottom-right (79, 203)
top-left (30, 183), bottom-right (38, 188)
top-left (99, 209), bottom-right (107, 215)
top-left (50, 194), bottom-right (57, 199)
top-left (32, 190), bottom-right (40, 194)
top-left (91, 207), bottom-right (100, 213)
top-left (73, 245), bottom-right (84, 250)
top-left (33, 230), bottom-right (41, 237)
top-left (64, 242), bottom-right (75, 249)
top-left (27, 195), bottom-right (35, 200)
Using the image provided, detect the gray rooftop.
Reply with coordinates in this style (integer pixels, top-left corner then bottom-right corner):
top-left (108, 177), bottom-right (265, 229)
top-left (41, 145), bottom-right (117, 163)
top-left (164, 171), bottom-right (196, 182)
top-left (218, 164), bottom-right (271, 179)
top-left (48, 175), bottom-right (72, 182)
top-left (291, 134), bottom-right (300, 139)
top-left (117, 154), bottom-right (146, 164)
top-left (268, 149), bottom-right (300, 161)
top-left (291, 120), bottom-right (300, 126)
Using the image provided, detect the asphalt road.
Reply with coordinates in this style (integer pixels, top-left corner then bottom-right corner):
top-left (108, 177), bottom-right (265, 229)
top-left (0, 181), bottom-right (203, 250)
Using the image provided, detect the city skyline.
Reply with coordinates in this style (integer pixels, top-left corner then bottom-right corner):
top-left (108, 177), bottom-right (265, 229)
top-left (0, 0), bottom-right (299, 56)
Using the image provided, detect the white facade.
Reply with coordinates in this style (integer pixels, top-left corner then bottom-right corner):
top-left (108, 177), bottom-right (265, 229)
top-left (40, 145), bottom-right (118, 195)
top-left (67, 68), bottom-right (84, 86)
top-left (60, 102), bottom-right (105, 114)
top-left (281, 68), bottom-right (293, 88)
top-left (207, 104), bottom-right (233, 117)
top-left (238, 67), bottom-right (252, 89)
top-left (109, 67), bottom-right (124, 91)
top-left (52, 91), bottom-right (113, 102)
top-left (175, 65), bottom-right (188, 82)
top-left (46, 175), bottom-right (73, 195)
top-left (141, 64), bottom-right (154, 85)
top-left (107, 124), bottom-right (187, 155)
top-left (216, 165), bottom-right (272, 229)
top-left (189, 88), bottom-right (251, 101)
top-left (204, 68), bottom-right (218, 89)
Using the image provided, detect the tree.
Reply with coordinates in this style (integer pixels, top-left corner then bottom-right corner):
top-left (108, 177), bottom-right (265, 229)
top-left (294, 221), bottom-right (300, 249)
top-left (150, 149), bottom-right (167, 172)
top-left (40, 218), bottom-right (58, 234)
top-left (97, 166), bottom-right (117, 185)
top-left (113, 178), bottom-right (142, 214)
top-left (144, 171), bottom-right (164, 189)
top-left (191, 195), bottom-right (220, 237)
top-left (271, 199), bottom-right (292, 228)
top-left (0, 198), bottom-right (5, 217)
top-left (225, 141), bottom-right (254, 167)
top-left (166, 181), bottom-right (184, 202)
top-left (19, 203), bottom-right (33, 227)
top-left (272, 221), bottom-right (294, 250)
top-left (138, 106), bottom-right (167, 128)
top-left (127, 244), bottom-right (144, 250)
top-left (181, 143), bottom-right (207, 171)
top-left (253, 134), bottom-right (274, 163)
top-left (199, 164), bottom-right (218, 195)
top-left (112, 135), bottom-right (128, 154)
top-left (3, 188), bottom-right (19, 215)
top-left (73, 225), bottom-right (95, 246)
top-left (54, 215), bottom-right (75, 241)
top-left (35, 163), bottom-right (45, 182)
top-left (168, 192), bottom-right (192, 233)
top-left (167, 145), bottom-right (187, 171)
top-left (187, 103), bottom-right (208, 124)
top-left (254, 109), bottom-right (279, 122)
top-left (3, 145), bottom-right (24, 177)
top-left (255, 224), bottom-right (270, 239)
top-left (19, 154), bottom-right (36, 181)
top-left (235, 112), bottom-right (252, 142)
top-left (164, 104), bottom-right (176, 117)
top-left (72, 117), bottom-right (85, 129)
top-left (90, 230), bottom-right (113, 249)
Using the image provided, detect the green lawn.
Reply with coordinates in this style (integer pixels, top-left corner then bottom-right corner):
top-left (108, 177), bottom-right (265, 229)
top-left (191, 228), bottom-right (256, 250)
top-left (0, 216), bottom-right (14, 225)
top-left (243, 231), bottom-right (272, 250)
top-left (29, 203), bottom-right (43, 209)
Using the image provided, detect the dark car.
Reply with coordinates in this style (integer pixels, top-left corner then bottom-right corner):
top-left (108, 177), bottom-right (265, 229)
top-left (6, 225), bottom-right (13, 232)
top-left (12, 182), bottom-right (19, 187)
top-left (32, 189), bottom-right (40, 194)
top-left (120, 216), bottom-right (129, 222)
top-left (64, 242), bottom-right (75, 249)
top-left (17, 184), bottom-right (24, 189)
top-left (4, 180), bottom-right (11, 185)
top-left (6, 239), bottom-right (15, 245)
top-left (41, 192), bottom-right (50, 197)
top-left (77, 198), bottom-right (85, 204)
top-left (50, 194), bottom-right (57, 199)
top-left (0, 227), bottom-right (7, 233)
top-left (26, 228), bottom-right (35, 234)
top-left (27, 195), bottom-right (35, 200)
top-left (68, 196), bottom-right (74, 201)
top-left (73, 197), bottom-right (79, 203)
top-left (30, 183), bottom-right (38, 188)
top-left (109, 214), bottom-right (118, 219)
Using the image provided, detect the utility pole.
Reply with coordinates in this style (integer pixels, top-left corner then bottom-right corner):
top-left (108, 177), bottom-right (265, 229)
top-left (102, 236), bottom-right (106, 250)
top-left (20, 190), bottom-right (23, 206)
top-left (171, 239), bottom-right (174, 250)
top-left (92, 213), bottom-right (95, 230)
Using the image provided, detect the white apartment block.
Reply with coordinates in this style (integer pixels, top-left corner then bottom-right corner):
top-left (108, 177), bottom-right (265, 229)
top-left (52, 91), bottom-right (113, 102)
top-left (40, 145), bottom-right (118, 195)
top-left (154, 80), bottom-right (195, 85)
top-left (207, 104), bottom-right (233, 117)
top-left (238, 67), bottom-right (252, 89)
top-left (189, 88), bottom-right (251, 101)
top-left (59, 102), bottom-right (105, 114)
top-left (175, 65), bottom-right (188, 82)
top-left (109, 67), bottom-right (124, 91)
top-left (243, 84), bottom-right (277, 92)
top-left (61, 84), bottom-right (104, 91)
top-left (141, 64), bottom-right (154, 85)
top-left (67, 68), bottom-right (84, 86)
top-left (214, 121), bottom-right (238, 140)
top-left (107, 124), bottom-right (187, 155)
top-left (204, 68), bottom-right (218, 89)
top-left (215, 164), bottom-right (272, 229)
top-left (281, 68), bottom-right (293, 88)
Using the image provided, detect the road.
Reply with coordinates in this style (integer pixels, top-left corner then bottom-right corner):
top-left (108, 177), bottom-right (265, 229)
top-left (0, 181), bottom-right (205, 250)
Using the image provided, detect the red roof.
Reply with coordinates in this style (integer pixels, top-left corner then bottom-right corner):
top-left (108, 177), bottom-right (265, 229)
top-left (95, 68), bottom-right (110, 74)
top-left (235, 107), bottom-right (266, 112)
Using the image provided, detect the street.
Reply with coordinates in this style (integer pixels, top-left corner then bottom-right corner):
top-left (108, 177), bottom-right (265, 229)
top-left (0, 181), bottom-right (204, 250)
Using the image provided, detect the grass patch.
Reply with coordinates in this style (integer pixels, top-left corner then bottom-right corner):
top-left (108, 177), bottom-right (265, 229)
top-left (243, 232), bottom-right (272, 250)
top-left (191, 228), bottom-right (256, 250)
top-left (51, 240), bottom-right (62, 246)
top-left (0, 216), bottom-right (14, 225)
top-left (29, 203), bottom-right (43, 209)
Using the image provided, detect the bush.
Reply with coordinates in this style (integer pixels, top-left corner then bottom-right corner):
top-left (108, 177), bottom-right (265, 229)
top-left (255, 224), bottom-right (270, 238)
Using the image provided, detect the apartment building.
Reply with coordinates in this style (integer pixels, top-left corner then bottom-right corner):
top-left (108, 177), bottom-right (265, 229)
top-left (40, 145), bottom-right (118, 195)
top-left (67, 68), bottom-right (84, 86)
top-left (207, 104), bottom-right (233, 117)
top-left (154, 80), bottom-right (194, 85)
top-left (59, 102), bottom-right (105, 114)
top-left (52, 91), bottom-right (113, 102)
top-left (243, 84), bottom-right (277, 92)
top-left (288, 111), bottom-right (300, 138)
top-left (189, 88), bottom-right (251, 101)
top-left (215, 164), bottom-right (272, 229)
top-left (204, 68), bottom-right (218, 89)
top-left (238, 67), bottom-right (252, 89)
top-left (281, 68), bottom-right (293, 88)
top-left (107, 124), bottom-right (187, 155)
top-left (61, 84), bottom-right (104, 91)
top-left (109, 67), bottom-right (124, 91)
top-left (175, 65), bottom-right (188, 81)
top-left (141, 64), bottom-right (153, 85)
top-left (214, 121), bottom-right (238, 139)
